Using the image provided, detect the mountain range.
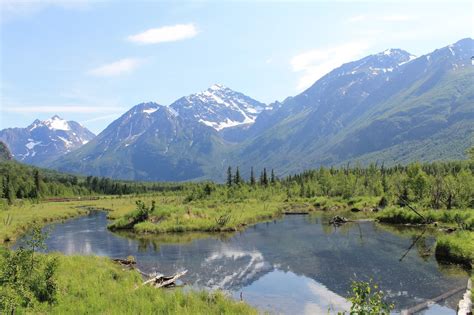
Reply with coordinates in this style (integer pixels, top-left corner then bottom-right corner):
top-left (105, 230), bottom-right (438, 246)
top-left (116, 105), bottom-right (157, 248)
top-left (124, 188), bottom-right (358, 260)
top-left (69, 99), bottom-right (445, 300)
top-left (2, 38), bottom-right (473, 181)
top-left (0, 116), bottom-right (95, 166)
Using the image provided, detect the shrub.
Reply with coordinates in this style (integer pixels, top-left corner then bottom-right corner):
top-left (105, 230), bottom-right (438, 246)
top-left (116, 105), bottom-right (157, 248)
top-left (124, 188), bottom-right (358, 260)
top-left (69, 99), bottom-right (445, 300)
top-left (345, 280), bottom-right (393, 315)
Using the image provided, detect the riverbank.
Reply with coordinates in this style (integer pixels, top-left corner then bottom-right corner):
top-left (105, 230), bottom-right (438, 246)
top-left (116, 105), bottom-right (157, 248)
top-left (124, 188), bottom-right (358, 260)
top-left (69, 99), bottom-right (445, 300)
top-left (0, 200), bottom-right (92, 243)
top-left (377, 207), bottom-right (474, 269)
top-left (2, 195), bottom-right (472, 271)
top-left (3, 253), bottom-right (256, 314)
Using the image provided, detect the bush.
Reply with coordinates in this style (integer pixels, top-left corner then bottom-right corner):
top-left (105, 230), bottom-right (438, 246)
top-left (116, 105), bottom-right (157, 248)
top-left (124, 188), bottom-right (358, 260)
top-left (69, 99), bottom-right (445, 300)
top-left (108, 200), bottom-right (155, 230)
top-left (345, 280), bottom-right (393, 314)
top-left (0, 224), bottom-right (58, 313)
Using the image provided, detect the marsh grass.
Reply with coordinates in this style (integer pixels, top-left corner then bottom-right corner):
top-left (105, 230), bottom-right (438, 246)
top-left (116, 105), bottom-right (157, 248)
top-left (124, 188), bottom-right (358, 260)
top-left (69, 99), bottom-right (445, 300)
top-left (435, 231), bottom-right (474, 268)
top-left (19, 254), bottom-right (256, 314)
top-left (377, 207), bottom-right (474, 229)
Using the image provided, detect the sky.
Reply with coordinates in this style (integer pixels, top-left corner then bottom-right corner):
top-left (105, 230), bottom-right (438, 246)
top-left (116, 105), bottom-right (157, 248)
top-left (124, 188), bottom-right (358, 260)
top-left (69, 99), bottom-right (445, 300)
top-left (0, 0), bottom-right (472, 134)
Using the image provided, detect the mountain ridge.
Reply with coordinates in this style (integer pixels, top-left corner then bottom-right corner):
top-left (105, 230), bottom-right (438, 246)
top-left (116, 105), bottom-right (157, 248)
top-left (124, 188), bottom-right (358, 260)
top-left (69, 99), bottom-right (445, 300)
top-left (0, 116), bottom-right (95, 166)
top-left (5, 38), bottom-right (473, 181)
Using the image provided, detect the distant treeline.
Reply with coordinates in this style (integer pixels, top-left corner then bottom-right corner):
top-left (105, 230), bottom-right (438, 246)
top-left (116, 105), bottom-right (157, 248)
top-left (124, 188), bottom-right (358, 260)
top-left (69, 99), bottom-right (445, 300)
top-left (190, 159), bottom-right (474, 209)
top-left (2, 154), bottom-right (473, 210)
top-left (0, 161), bottom-right (184, 204)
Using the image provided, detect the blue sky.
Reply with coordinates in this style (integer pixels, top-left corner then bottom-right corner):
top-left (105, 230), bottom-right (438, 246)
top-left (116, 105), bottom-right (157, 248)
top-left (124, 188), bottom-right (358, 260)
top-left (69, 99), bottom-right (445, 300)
top-left (1, 0), bottom-right (472, 134)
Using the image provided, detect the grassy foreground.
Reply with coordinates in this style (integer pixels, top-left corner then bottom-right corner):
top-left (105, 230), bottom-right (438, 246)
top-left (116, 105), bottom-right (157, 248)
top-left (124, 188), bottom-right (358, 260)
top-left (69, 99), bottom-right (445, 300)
top-left (8, 253), bottom-right (256, 314)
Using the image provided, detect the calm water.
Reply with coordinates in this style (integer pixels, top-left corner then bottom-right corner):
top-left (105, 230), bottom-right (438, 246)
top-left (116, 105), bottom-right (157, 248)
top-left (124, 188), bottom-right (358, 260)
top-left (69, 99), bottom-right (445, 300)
top-left (18, 211), bottom-right (469, 314)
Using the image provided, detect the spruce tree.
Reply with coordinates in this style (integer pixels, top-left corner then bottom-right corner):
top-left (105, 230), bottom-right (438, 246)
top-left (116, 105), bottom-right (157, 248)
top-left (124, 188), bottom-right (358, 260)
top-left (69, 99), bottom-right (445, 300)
top-left (227, 166), bottom-right (232, 187)
top-left (234, 167), bottom-right (241, 185)
top-left (262, 168), bottom-right (268, 186)
top-left (271, 169), bottom-right (276, 184)
top-left (33, 169), bottom-right (41, 198)
top-left (4, 175), bottom-right (13, 205)
top-left (250, 167), bottom-right (256, 186)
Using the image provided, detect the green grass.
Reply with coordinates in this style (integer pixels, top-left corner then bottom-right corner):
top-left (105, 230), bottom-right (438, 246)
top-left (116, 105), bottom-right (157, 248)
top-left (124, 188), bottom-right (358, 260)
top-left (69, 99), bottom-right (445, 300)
top-left (435, 231), bottom-right (474, 268)
top-left (16, 254), bottom-right (256, 314)
top-left (0, 200), bottom-right (91, 244)
top-left (110, 199), bottom-right (284, 233)
top-left (377, 207), bottom-right (474, 229)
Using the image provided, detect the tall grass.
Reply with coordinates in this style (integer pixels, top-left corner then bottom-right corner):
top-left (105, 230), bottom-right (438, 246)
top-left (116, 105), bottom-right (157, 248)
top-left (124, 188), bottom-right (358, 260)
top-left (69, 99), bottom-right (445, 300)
top-left (435, 231), bottom-right (474, 268)
top-left (26, 254), bottom-right (256, 314)
top-left (377, 207), bottom-right (474, 229)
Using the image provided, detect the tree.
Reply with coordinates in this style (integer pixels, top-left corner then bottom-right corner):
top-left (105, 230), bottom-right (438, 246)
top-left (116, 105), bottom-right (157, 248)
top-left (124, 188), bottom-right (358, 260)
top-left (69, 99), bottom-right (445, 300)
top-left (261, 168), bottom-right (268, 186)
top-left (33, 169), bottom-right (42, 199)
top-left (250, 167), bottom-right (256, 186)
top-left (270, 169), bottom-right (276, 184)
top-left (3, 174), bottom-right (14, 205)
top-left (226, 166), bottom-right (232, 187)
top-left (234, 167), bottom-right (241, 185)
top-left (467, 146), bottom-right (474, 160)
top-left (0, 224), bottom-right (58, 313)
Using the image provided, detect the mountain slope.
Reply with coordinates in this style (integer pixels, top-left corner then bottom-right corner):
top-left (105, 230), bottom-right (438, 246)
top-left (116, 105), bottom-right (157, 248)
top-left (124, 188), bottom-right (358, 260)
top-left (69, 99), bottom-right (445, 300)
top-left (51, 103), bottom-right (229, 181)
top-left (48, 38), bottom-right (473, 181)
top-left (0, 116), bottom-right (95, 166)
top-left (236, 38), bottom-right (473, 174)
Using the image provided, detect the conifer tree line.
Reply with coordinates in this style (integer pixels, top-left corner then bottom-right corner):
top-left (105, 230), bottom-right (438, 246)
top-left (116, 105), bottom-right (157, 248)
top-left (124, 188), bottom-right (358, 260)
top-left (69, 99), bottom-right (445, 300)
top-left (226, 166), bottom-right (277, 187)
top-left (2, 151), bottom-right (473, 210)
top-left (220, 160), bottom-right (474, 209)
top-left (0, 161), bottom-right (183, 204)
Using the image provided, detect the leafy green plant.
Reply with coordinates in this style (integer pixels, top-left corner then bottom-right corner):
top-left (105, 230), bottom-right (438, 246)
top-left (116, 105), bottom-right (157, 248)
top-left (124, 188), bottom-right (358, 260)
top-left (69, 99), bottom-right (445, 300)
top-left (0, 224), bottom-right (58, 313)
top-left (345, 280), bottom-right (394, 315)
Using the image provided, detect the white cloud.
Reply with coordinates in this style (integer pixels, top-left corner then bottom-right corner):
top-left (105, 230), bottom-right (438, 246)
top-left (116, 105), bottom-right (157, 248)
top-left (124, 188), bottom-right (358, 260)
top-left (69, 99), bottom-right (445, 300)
top-left (348, 14), bottom-right (415, 23)
top-left (2, 105), bottom-right (124, 113)
top-left (379, 15), bottom-right (415, 22)
top-left (291, 41), bottom-right (370, 91)
top-left (81, 113), bottom-right (121, 123)
top-left (348, 15), bottom-right (367, 23)
top-left (87, 58), bottom-right (142, 77)
top-left (127, 23), bottom-right (198, 44)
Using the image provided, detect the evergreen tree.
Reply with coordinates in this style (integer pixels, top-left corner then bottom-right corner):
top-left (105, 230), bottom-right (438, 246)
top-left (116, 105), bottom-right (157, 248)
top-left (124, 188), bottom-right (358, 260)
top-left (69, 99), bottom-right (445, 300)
top-left (226, 166), bottom-right (232, 187)
top-left (271, 169), bottom-right (276, 184)
top-left (250, 167), bottom-right (256, 186)
top-left (4, 175), bottom-right (13, 205)
top-left (262, 168), bottom-right (268, 186)
top-left (234, 167), bottom-right (241, 185)
top-left (33, 169), bottom-right (41, 198)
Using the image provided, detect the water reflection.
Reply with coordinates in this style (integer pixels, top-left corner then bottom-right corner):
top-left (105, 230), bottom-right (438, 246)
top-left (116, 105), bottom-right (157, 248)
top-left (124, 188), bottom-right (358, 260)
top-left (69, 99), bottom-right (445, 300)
top-left (19, 211), bottom-right (469, 314)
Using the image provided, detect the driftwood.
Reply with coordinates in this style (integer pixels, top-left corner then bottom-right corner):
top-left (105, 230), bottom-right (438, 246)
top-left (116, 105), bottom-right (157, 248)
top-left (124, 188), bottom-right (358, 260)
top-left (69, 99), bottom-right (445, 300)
top-left (329, 215), bottom-right (350, 226)
top-left (113, 258), bottom-right (136, 266)
top-left (142, 270), bottom-right (188, 288)
top-left (401, 284), bottom-right (467, 314)
top-left (112, 257), bottom-right (187, 289)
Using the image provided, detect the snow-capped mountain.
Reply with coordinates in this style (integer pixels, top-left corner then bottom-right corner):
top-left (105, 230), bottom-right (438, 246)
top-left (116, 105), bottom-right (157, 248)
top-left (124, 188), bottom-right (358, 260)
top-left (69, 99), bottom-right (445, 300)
top-left (170, 84), bottom-right (268, 131)
top-left (0, 115), bottom-right (95, 166)
top-left (50, 38), bottom-right (474, 181)
top-left (51, 102), bottom-right (225, 181)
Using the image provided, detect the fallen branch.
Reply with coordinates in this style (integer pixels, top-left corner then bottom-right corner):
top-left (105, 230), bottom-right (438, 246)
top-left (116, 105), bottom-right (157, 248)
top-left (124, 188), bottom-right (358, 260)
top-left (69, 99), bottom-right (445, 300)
top-left (142, 270), bottom-right (188, 288)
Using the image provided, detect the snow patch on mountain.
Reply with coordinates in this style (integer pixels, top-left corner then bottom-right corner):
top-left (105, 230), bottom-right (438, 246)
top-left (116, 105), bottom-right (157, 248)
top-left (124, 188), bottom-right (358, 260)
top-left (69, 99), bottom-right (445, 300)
top-left (25, 140), bottom-right (41, 150)
top-left (170, 84), bottom-right (267, 131)
top-left (45, 115), bottom-right (71, 131)
top-left (143, 107), bottom-right (159, 114)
